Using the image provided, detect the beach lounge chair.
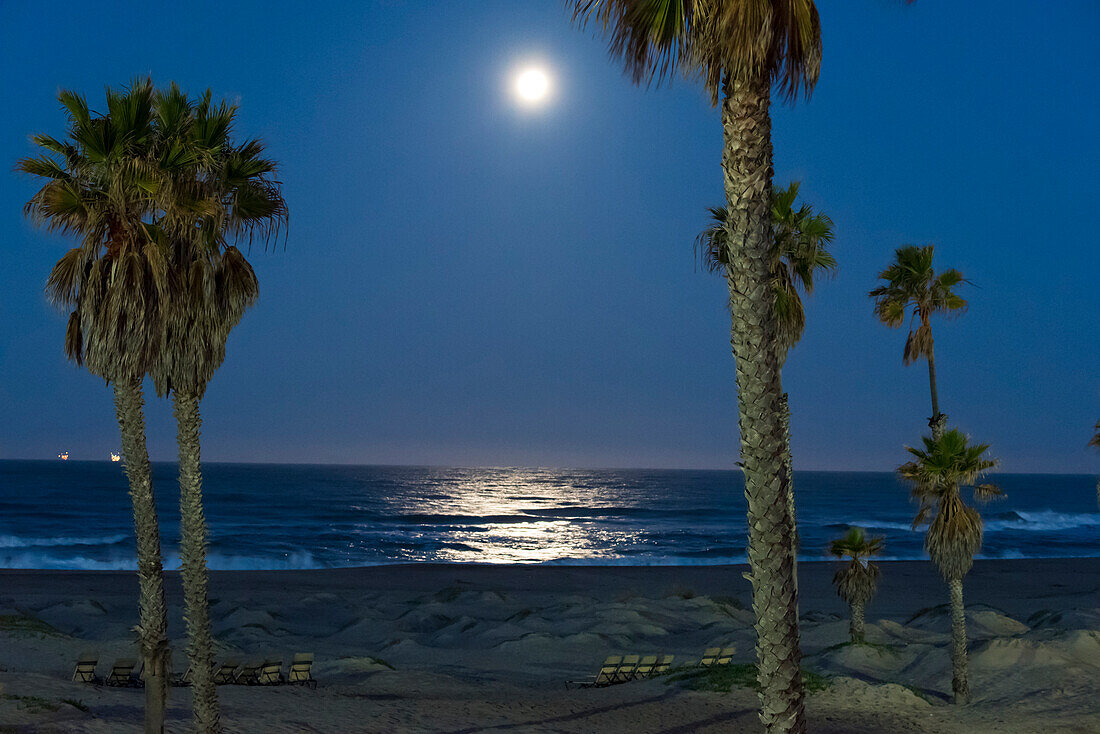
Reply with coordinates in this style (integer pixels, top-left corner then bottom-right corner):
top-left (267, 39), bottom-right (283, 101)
top-left (634, 655), bottom-right (658, 679)
top-left (213, 659), bottom-right (241, 685)
top-left (172, 665), bottom-right (193, 687)
top-left (256, 658), bottom-right (284, 685)
top-left (72, 652), bottom-right (98, 683)
top-left (700, 647), bottom-right (721, 666)
top-left (287, 653), bottom-right (316, 689)
top-left (234, 659), bottom-right (264, 685)
top-left (612, 654), bottom-right (640, 683)
top-left (653, 654), bottom-right (674, 675)
top-left (105, 659), bottom-right (142, 687)
top-left (567, 655), bottom-right (621, 689)
top-left (716, 646), bottom-right (736, 665)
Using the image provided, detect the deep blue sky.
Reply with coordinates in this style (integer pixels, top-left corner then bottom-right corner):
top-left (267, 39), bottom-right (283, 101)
top-left (1, 1), bottom-right (1097, 472)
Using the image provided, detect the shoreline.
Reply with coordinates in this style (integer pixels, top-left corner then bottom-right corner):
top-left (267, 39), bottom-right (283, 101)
top-left (2, 558), bottom-right (1098, 732)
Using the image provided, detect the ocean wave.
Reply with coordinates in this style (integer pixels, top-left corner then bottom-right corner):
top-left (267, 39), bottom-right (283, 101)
top-left (985, 510), bottom-right (1100, 532)
top-left (0, 549), bottom-right (322, 571)
top-left (820, 510), bottom-right (1100, 535)
top-left (0, 533), bottom-right (129, 549)
top-left (5, 548), bottom-right (1099, 570)
top-left (0, 553), bottom-right (137, 571)
top-left (196, 551), bottom-right (320, 571)
top-left (820, 520), bottom-right (916, 532)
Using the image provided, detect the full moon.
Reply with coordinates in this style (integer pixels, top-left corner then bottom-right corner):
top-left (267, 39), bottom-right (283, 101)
top-left (515, 68), bottom-right (550, 103)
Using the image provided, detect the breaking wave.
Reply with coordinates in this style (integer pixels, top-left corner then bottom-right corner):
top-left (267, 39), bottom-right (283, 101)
top-left (0, 533), bottom-right (129, 549)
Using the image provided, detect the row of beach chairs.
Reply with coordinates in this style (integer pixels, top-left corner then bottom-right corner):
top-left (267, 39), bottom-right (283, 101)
top-left (72, 653), bottom-right (316, 689)
top-left (567, 646), bottom-right (736, 689)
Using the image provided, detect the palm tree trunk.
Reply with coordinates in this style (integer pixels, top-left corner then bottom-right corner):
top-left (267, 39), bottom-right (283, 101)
top-left (779, 393), bottom-right (798, 595)
top-left (113, 379), bottom-right (169, 734)
top-left (927, 349), bottom-right (946, 440)
top-left (850, 601), bottom-right (865, 644)
top-left (173, 391), bottom-right (221, 733)
top-left (722, 75), bottom-right (806, 734)
top-left (948, 576), bottom-right (970, 704)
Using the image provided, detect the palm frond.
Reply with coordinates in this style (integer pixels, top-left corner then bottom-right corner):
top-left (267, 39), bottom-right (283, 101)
top-left (828, 527), bottom-right (884, 561)
top-left (571, 0), bottom-right (821, 104)
top-left (829, 528), bottom-right (883, 605)
top-left (832, 558), bottom-right (881, 606)
top-left (694, 205), bottom-right (730, 273)
top-left (973, 483), bottom-right (1004, 504)
top-left (871, 244), bottom-right (967, 367)
top-left (64, 310), bottom-right (84, 365)
top-left (571, 0), bottom-right (692, 89)
top-left (17, 154), bottom-right (69, 180)
top-left (696, 181), bottom-right (834, 355)
top-left (56, 89), bottom-right (91, 127)
top-left (897, 428), bottom-right (997, 580)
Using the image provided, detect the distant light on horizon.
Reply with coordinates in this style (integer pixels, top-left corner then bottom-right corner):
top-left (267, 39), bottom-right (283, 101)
top-left (514, 67), bottom-right (550, 105)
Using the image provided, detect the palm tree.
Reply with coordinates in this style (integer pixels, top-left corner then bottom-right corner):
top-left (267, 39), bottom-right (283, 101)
top-left (571, 3), bottom-right (822, 730)
top-left (828, 527), bottom-right (883, 644)
top-left (146, 85), bottom-right (288, 734)
top-left (869, 245), bottom-right (967, 439)
top-left (897, 428), bottom-right (1002, 704)
top-left (696, 181), bottom-right (836, 559)
top-left (19, 80), bottom-right (172, 734)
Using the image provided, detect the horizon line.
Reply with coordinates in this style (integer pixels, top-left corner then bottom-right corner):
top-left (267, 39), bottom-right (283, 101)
top-left (0, 457), bottom-right (1094, 478)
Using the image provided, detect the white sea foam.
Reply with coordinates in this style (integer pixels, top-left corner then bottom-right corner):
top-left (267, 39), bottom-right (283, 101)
top-left (985, 510), bottom-right (1100, 532)
top-left (830, 510), bottom-right (1100, 535)
top-left (0, 533), bottom-right (129, 549)
top-left (0, 549), bottom-right (321, 571)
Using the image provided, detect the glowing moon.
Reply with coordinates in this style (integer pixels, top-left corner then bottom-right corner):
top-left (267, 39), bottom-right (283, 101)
top-left (515, 68), bottom-right (550, 103)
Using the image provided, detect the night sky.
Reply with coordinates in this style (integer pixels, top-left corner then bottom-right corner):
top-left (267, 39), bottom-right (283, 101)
top-left (1, 1), bottom-right (1097, 472)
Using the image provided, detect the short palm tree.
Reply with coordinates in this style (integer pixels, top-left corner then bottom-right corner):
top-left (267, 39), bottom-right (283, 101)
top-left (897, 428), bottom-right (1002, 704)
top-left (147, 85), bottom-right (287, 734)
top-left (571, 4), bottom-right (822, 729)
top-left (19, 81), bottom-right (171, 734)
top-left (828, 527), bottom-right (883, 644)
top-left (869, 245), bottom-right (967, 439)
top-left (697, 181), bottom-right (835, 554)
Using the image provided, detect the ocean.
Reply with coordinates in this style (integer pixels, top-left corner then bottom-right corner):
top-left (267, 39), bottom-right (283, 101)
top-left (0, 461), bottom-right (1097, 570)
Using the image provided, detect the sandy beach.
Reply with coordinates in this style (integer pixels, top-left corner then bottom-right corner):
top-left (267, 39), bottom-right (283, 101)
top-left (1, 559), bottom-right (1098, 733)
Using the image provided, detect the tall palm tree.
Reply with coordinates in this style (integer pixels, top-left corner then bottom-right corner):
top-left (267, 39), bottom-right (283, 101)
top-left (147, 85), bottom-right (288, 734)
top-left (869, 245), bottom-right (967, 440)
top-left (696, 181), bottom-right (836, 558)
top-left (19, 81), bottom-right (172, 734)
top-left (828, 527), bottom-right (883, 644)
top-left (897, 428), bottom-right (1002, 704)
top-left (571, 3), bottom-right (822, 730)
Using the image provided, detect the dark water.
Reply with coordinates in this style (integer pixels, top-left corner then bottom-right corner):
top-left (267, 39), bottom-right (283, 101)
top-left (0, 461), bottom-right (1096, 569)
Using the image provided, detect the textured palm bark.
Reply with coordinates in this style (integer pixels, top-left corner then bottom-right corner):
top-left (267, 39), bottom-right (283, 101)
top-left (927, 349), bottom-right (946, 440)
top-left (722, 76), bottom-right (806, 734)
top-left (113, 379), bottom-right (169, 734)
top-left (779, 393), bottom-right (798, 598)
top-left (849, 601), bottom-right (865, 644)
top-left (948, 577), bottom-right (970, 704)
top-left (173, 392), bottom-right (222, 733)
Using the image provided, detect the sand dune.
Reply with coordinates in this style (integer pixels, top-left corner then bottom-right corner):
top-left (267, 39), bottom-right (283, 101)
top-left (1, 559), bottom-right (1098, 732)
